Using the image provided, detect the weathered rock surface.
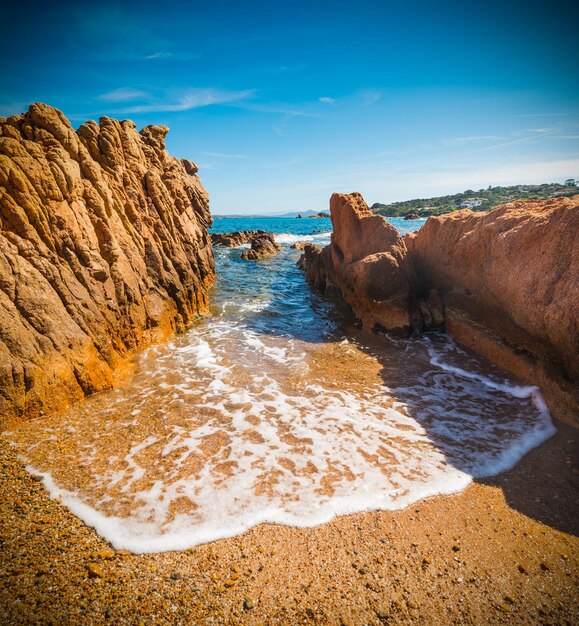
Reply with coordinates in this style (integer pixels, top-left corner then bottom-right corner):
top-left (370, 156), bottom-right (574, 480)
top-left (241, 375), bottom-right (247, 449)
top-left (301, 192), bottom-right (579, 424)
top-left (0, 103), bottom-right (214, 427)
top-left (408, 197), bottom-right (579, 424)
top-left (300, 193), bottom-right (419, 332)
top-left (241, 232), bottom-right (281, 261)
top-left (211, 230), bottom-right (263, 247)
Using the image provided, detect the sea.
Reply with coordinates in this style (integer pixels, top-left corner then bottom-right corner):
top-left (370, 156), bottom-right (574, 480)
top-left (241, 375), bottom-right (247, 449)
top-left (5, 216), bottom-right (555, 553)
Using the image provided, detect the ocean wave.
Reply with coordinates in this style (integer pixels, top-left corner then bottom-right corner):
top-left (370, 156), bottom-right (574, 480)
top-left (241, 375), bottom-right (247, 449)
top-left (274, 232), bottom-right (332, 245)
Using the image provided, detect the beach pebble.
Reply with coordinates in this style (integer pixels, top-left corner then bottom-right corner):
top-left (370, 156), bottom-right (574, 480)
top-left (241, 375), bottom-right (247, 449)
top-left (91, 549), bottom-right (115, 560)
top-left (87, 563), bottom-right (104, 579)
top-left (244, 597), bottom-right (257, 610)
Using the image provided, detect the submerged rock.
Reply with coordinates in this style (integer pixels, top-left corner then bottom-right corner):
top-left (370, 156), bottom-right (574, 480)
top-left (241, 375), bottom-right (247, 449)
top-left (241, 232), bottom-right (281, 261)
top-left (300, 192), bottom-right (579, 424)
top-left (0, 103), bottom-right (214, 427)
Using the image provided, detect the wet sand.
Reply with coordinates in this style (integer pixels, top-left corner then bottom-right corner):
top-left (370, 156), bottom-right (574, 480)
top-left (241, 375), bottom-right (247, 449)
top-left (1, 421), bottom-right (577, 625)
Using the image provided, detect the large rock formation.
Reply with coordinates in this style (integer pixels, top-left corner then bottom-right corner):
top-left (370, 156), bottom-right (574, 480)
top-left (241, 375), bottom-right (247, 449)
top-left (299, 193), bottom-right (421, 332)
top-left (408, 197), bottom-right (579, 425)
top-left (301, 192), bottom-right (579, 424)
top-left (0, 103), bottom-right (214, 427)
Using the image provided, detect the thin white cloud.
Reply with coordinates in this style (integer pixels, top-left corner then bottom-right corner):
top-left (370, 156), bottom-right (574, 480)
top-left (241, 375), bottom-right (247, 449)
top-left (400, 159), bottom-right (579, 197)
top-left (236, 102), bottom-right (315, 117)
top-left (359, 89), bottom-right (381, 106)
top-left (145, 51), bottom-right (200, 61)
top-left (146, 51), bottom-right (173, 59)
top-left (201, 151), bottom-right (248, 159)
top-left (98, 88), bottom-right (149, 102)
top-left (445, 135), bottom-right (504, 145)
top-left (118, 88), bottom-right (254, 113)
top-left (318, 97), bottom-right (336, 104)
top-left (515, 112), bottom-right (567, 117)
top-left (276, 63), bottom-right (307, 72)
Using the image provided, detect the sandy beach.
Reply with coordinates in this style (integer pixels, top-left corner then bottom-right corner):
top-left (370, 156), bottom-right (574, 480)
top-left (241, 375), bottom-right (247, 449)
top-left (1, 419), bottom-right (576, 625)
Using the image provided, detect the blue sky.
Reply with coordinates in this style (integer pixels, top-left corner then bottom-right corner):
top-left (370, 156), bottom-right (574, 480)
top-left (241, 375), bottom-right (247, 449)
top-left (1, 0), bottom-right (578, 214)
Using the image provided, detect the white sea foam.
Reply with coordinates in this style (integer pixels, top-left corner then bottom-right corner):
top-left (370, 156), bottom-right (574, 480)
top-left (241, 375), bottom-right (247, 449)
top-left (7, 325), bottom-right (555, 554)
top-left (275, 232), bottom-right (332, 245)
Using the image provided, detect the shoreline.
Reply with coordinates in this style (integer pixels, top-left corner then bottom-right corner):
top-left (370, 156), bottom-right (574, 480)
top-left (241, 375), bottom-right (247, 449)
top-left (1, 420), bottom-right (577, 625)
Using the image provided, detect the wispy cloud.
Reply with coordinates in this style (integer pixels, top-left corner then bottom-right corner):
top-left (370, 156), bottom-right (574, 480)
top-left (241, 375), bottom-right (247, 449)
top-left (98, 87), bottom-right (149, 102)
top-left (145, 51), bottom-right (200, 61)
top-left (201, 151), bottom-right (248, 159)
top-left (318, 97), bottom-right (336, 104)
top-left (146, 51), bottom-right (173, 60)
top-left (117, 88), bottom-right (254, 114)
top-left (236, 102), bottom-right (315, 117)
top-left (445, 135), bottom-right (504, 145)
top-left (276, 63), bottom-right (307, 72)
top-left (456, 130), bottom-right (558, 157)
top-left (515, 112), bottom-right (567, 118)
top-left (359, 89), bottom-right (381, 106)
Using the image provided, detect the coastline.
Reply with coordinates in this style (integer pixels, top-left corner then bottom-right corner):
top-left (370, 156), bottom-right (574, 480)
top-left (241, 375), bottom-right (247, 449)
top-left (1, 422), bottom-right (576, 625)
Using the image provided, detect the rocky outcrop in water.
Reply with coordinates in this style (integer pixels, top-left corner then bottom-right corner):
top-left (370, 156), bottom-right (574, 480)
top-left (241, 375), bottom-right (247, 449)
top-left (0, 103), bottom-right (214, 427)
top-left (241, 232), bottom-right (281, 261)
top-left (211, 230), bottom-right (281, 259)
top-left (299, 193), bottom-right (419, 332)
top-left (211, 230), bottom-right (263, 247)
top-left (301, 192), bottom-right (579, 424)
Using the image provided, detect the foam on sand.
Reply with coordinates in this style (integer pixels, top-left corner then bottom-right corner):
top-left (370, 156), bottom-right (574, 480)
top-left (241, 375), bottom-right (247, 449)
top-left (6, 326), bottom-right (555, 554)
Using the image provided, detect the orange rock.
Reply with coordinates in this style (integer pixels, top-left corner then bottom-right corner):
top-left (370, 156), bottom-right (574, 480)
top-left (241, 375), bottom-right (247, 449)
top-left (241, 232), bottom-right (281, 261)
top-left (300, 192), bottom-right (579, 424)
top-left (300, 193), bottom-right (416, 333)
top-left (0, 104), bottom-right (215, 428)
top-left (410, 197), bottom-right (579, 425)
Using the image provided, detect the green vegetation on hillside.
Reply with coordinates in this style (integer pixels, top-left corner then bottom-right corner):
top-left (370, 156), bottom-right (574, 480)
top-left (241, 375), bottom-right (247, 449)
top-left (371, 181), bottom-right (578, 217)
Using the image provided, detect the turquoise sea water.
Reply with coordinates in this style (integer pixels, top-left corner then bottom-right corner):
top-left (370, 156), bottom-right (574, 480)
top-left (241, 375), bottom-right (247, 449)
top-left (6, 214), bottom-right (555, 553)
top-left (211, 216), bottom-right (427, 237)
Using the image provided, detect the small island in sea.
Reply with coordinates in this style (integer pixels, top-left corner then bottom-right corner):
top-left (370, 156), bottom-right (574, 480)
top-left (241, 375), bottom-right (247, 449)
top-left (0, 3), bottom-right (577, 625)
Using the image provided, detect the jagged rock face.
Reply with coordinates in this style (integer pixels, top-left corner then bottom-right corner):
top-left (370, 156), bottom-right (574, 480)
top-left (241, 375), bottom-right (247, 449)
top-left (240, 232), bottom-right (281, 261)
top-left (0, 103), bottom-right (214, 427)
top-left (301, 192), bottom-right (579, 424)
top-left (301, 192), bottom-right (417, 332)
